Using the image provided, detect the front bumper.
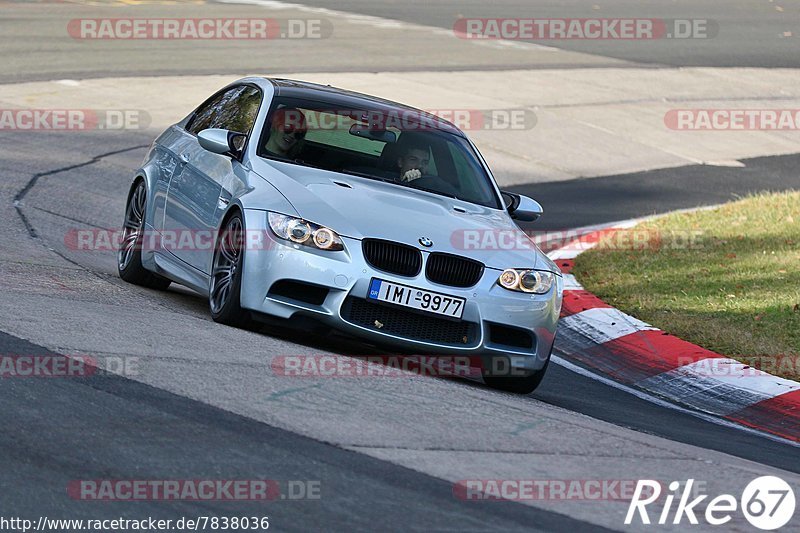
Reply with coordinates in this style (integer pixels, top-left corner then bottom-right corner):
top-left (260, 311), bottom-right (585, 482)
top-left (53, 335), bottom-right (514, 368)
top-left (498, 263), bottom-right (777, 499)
top-left (240, 209), bottom-right (563, 372)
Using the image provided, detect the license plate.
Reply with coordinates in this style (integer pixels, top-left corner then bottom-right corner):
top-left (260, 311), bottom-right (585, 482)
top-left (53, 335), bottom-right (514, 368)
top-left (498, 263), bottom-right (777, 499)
top-left (367, 278), bottom-right (465, 319)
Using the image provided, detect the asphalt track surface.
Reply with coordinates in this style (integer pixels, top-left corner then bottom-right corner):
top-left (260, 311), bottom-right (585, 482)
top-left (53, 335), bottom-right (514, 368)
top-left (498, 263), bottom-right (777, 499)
top-left (2, 0), bottom-right (800, 531)
top-left (3, 0), bottom-right (799, 82)
top-left (286, 0), bottom-right (800, 68)
top-left (0, 331), bottom-right (609, 532)
top-left (512, 152), bottom-right (800, 231)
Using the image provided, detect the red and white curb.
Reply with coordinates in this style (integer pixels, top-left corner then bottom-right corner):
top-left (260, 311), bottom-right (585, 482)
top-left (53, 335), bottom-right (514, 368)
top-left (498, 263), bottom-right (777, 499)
top-left (547, 222), bottom-right (800, 443)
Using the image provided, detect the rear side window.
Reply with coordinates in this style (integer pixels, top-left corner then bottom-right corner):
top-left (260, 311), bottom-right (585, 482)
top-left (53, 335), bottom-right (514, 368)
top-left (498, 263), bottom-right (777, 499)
top-left (186, 85), bottom-right (262, 136)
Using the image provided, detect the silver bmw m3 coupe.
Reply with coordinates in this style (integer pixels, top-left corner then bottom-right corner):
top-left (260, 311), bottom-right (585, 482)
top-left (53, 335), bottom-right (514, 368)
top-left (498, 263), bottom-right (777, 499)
top-left (119, 77), bottom-right (563, 393)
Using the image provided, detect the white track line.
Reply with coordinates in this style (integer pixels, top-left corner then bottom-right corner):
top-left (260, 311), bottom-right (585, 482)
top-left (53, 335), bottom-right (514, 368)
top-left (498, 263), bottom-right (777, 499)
top-left (560, 307), bottom-right (658, 345)
top-left (548, 241), bottom-right (598, 260)
top-left (638, 359), bottom-right (800, 416)
top-left (561, 274), bottom-right (583, 291)
top-left (551, 354), bottom-right (800, 448)
top-left (670, 358), bottom-right (800, 399)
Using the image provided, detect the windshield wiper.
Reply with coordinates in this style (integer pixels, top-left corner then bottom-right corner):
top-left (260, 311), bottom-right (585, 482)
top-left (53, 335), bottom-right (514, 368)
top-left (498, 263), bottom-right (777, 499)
top-left (337, 169), bottom-right (396, 184)
top-left (406, 183), bottom-right (458, 200)
top-left (262, 154), bottom-right (295, 164)
top-left (339, 169), bottom-right (460, 200)
top-left (262, 154), bottom-right (329, 171)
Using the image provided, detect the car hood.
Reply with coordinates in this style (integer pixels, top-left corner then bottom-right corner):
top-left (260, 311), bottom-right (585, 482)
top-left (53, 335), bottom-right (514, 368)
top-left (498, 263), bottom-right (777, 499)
top-left (251, 159), bottom-right (553, 272)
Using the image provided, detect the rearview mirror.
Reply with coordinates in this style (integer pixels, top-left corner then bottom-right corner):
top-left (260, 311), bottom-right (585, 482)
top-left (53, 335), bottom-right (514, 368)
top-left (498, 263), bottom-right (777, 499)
top-left (501, 191), bottom-right (543, 222)
top-left (349, 124), bottom-right (397, 143)
top-left (198, 128), bottom-right (246, 158)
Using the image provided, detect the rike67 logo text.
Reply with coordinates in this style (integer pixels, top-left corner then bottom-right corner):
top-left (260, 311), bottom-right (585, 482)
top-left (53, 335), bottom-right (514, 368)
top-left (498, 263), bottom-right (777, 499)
top-left (626, 477), bottom-right (795, 530)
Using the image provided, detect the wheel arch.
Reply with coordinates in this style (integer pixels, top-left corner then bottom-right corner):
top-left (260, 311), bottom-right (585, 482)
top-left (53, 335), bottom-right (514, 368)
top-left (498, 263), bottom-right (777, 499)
top-left (124, 169), bottom-right (157, 224)
top-left (218, 202), bottom-right (245, 233)
top-left (125, 174), bottom-right (146, 204)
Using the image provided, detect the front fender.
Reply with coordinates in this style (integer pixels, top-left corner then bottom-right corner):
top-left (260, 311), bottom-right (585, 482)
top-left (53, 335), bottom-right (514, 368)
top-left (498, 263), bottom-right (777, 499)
top-left (235, 169), bottom-right (298, 217)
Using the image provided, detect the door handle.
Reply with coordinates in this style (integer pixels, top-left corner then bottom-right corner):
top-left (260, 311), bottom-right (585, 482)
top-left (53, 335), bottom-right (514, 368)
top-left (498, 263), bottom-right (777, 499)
top-left (217, 196), bottom-right (230, 209)
top-left (179, 152), bottom-right (191, 163)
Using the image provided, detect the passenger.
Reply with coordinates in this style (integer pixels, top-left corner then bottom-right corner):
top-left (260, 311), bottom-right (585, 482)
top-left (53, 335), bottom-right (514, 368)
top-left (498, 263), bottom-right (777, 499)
top-left (263, 108), bottom-right (307, 158)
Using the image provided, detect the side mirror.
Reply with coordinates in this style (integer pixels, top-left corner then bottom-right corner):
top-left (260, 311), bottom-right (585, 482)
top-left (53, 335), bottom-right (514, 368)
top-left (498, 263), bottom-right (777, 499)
top-left (501, 191), bottom-right (543, 222)
top-left (198, 128), bottom-right (247, 158)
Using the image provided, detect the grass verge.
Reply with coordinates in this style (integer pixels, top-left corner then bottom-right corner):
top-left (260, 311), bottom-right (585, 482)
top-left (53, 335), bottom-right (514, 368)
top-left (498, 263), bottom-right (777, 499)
top-left (573, 191), bottom-right (800, 380)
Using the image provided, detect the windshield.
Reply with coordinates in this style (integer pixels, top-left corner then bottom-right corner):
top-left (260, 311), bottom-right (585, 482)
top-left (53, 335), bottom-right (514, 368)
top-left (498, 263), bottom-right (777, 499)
top-left (257, 96), bottom-right (501, 209)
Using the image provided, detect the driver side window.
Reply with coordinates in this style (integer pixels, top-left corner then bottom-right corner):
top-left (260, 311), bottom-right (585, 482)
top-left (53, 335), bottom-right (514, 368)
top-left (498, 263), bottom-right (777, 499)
top-left (186, 86), bottom-right (262, 136)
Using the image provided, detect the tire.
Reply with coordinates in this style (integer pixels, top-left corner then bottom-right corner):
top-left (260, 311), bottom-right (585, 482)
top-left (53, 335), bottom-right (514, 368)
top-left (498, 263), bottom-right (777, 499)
top-left (482, 348), bottom-right (552, 394)
top-left (118, 180), bottom-right (171, 290)
top-left (209, 212), bottom-right (252, 328)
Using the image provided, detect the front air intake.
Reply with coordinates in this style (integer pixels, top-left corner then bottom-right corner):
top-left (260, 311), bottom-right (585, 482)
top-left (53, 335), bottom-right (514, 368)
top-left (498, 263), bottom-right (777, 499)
top-left (425, 252), bottom-right (484, 288)
top-left (362, 239), bottom-right (422, 277)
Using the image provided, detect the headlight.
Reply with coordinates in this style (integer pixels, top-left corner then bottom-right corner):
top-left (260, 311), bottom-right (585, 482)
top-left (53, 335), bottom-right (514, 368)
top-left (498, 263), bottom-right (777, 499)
top-left (497, 269), bottom-right (555, 294)
top-left (268, 212), bottom-right (344, 251)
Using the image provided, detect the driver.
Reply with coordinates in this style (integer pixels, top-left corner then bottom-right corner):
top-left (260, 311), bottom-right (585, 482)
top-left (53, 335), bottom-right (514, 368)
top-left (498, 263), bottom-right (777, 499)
top-left (396, 136), bottom-right (431, 183)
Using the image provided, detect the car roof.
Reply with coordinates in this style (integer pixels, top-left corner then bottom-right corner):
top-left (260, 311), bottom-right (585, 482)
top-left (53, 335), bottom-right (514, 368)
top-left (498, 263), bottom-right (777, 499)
top-left (265, 77), bottom-right (465, 137)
